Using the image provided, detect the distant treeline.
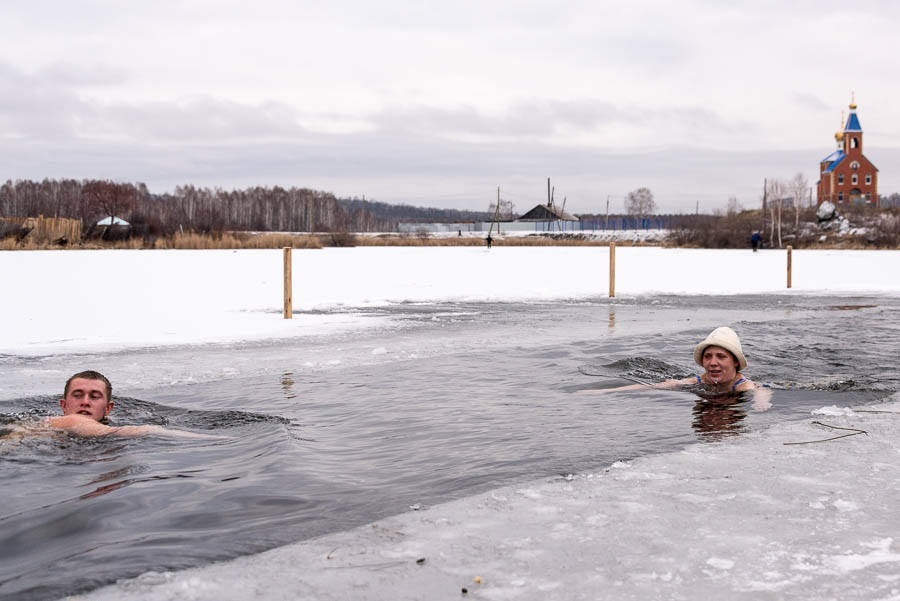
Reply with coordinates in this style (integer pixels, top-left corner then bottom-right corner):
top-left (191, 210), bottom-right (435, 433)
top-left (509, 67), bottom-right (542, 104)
top-left (881, 192), bottom-right (900, 208)
top-left (0, 179), bottom-right (397, 234)
top-left (337, 196), bottom-right (493, 222)
top-left (0, 179), bottom-right (509, 234)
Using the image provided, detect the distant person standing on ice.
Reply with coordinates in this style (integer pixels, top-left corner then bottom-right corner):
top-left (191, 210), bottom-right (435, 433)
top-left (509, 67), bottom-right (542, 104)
top-left (751, 231), bottom-right (762, 252)
top-left (486, 234), bottom-right (493, 249)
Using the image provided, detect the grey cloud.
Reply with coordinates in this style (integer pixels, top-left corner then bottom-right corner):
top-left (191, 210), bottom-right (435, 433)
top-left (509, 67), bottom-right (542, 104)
top-left (94, 98), bottom-right (309, 142)
top-left (0, 62), bottom-right (308, 143)
top-left (690, 0), bottom-right (896, 20)
top-left (793, 92), bottom-right (830, 112)
top-left (0, 61), bottom-right (89, 138)
top-left (603, 33), bottom-right (693, 75)
top-left (371, 100), bottom-right (625, 138)
top-left (0, 58), bottom-right (733, 148)
top-left (36, 62), bottom-right (129, 87)
top-left (304, 0), bottom-right (575, 32)
top-left (369, 100), bottom-right (729, 140)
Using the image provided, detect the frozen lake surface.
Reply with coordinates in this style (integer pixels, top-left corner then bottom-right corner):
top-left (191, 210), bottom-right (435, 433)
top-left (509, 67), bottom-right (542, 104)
top-left (1, 248), bottom-right (899, 600)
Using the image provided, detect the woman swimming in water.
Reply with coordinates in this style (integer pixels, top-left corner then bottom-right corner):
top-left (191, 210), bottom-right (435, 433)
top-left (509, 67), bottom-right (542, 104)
top-left (582, 326), bottom-right (771, 408)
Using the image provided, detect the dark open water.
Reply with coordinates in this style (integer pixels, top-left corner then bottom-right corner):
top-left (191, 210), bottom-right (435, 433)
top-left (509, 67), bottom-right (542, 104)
top-left (1, 294), bottom-right (898, 601)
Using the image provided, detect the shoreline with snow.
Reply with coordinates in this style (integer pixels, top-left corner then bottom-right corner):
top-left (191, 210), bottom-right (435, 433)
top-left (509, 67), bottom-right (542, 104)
top-left (3, 246), bottom-right (899, 356)
top-left (71, 400), bottom-right (900, 601)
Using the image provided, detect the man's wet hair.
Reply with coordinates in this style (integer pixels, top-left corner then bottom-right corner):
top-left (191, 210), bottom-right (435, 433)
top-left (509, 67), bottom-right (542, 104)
top-left (64, 370), bottom-right (112, 402)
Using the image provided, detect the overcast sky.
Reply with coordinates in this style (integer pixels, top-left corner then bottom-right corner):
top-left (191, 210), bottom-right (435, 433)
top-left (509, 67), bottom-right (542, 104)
top-left (2, 0), bottom-right (898, 214)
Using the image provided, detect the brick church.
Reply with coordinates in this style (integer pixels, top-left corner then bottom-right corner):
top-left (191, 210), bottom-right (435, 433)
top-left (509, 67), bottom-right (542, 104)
top-left (817, 98), bottom-right (879, 206)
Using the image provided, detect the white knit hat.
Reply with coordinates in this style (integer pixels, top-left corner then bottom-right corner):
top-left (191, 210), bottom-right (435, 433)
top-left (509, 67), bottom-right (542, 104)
top-left (693, 326), bottom-right (747, 371)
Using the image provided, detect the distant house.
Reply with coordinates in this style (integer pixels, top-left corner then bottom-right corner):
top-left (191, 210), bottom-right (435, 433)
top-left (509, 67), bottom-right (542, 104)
top-left (516, 203), bottom-right (578, 222)
top-left (89, 216), bottom-right (132, 240)
top-left (817, 99), bottom-right (879, 206)
top-left (96, 216), bottom-right (130, 226)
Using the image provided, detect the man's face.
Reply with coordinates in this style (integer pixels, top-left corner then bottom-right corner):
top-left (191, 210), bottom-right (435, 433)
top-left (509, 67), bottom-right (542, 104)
top-left (60, 378), bottom-right (113, 421)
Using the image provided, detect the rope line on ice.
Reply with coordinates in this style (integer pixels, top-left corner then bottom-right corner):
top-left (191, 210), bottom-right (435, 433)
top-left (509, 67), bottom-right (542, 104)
top-left (783, 421), bottom-right (868, 445)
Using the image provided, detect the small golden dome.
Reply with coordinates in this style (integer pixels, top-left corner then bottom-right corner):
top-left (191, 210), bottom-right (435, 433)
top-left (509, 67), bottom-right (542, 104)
top-left (849, 103), bottom-right (857, 110)
top-left (835, 131), bottom-right (844, 141)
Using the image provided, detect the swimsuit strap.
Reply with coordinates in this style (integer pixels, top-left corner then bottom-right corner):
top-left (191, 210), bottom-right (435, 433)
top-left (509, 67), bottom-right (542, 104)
top-left (698, 375), bottom-right (748, 390)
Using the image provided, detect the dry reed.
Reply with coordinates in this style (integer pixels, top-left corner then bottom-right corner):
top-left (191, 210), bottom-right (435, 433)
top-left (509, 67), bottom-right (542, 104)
top-left (0, 232), bottom-right (324, 251)
top-left (359, 235), bottom-right (483, 247)
top-left (0, 237), bottom-right (143, 250)
top-left (157, 232), bottom-right (323, 250)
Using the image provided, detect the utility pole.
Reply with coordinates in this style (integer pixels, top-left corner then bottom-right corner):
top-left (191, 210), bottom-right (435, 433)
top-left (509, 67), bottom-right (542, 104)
top-left (489, 186), bottom-right (501, 236)
top-left (762, 178), bottom-right (768, 233)
top-left (605, 195), bottom-right (610, 230)
top-left (695, 200), bottom-right (699, 215)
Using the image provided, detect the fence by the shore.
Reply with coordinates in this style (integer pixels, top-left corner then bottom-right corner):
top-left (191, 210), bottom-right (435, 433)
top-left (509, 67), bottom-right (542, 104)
top-left (398, 217), bottom-right (672, 234)
top-left (0, 216), bottom-right (82, 243)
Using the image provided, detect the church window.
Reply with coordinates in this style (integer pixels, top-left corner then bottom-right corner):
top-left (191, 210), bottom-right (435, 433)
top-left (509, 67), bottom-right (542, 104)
top-left (838, 192), bottom-right (844, 202)
top-left (851, 174), bottom-right (858, 185)
top-left (851, 137), bottom-right (859, 149)
top-left (866, 174), bottom-right (872, 185)
top-left (850, 161), bottom-right (860, 170)
top-left (838, 174), bottom-right (844, 185)
top-left (866, 192), bottom-right (872, 201)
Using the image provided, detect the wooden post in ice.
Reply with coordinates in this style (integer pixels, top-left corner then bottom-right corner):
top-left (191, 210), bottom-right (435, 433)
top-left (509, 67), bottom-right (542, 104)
top-left (609, 242), bottom-right (616, 298)
top-left (283, 247), bottom-right (292, 319)
top-left (786, 245), bottom-right (792, 289)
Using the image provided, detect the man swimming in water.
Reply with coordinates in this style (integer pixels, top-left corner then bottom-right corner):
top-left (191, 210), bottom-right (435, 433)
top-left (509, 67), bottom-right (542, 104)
top-left (47, 370), bottom-right (219, 439)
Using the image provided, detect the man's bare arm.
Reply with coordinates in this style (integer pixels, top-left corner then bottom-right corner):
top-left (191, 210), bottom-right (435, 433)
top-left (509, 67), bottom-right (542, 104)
top-left (47, 415), bottom-right (226, 439)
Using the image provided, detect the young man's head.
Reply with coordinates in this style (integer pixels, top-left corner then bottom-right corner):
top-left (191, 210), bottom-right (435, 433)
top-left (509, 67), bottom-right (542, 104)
top-left (61, 371), bottom-right (113, 422)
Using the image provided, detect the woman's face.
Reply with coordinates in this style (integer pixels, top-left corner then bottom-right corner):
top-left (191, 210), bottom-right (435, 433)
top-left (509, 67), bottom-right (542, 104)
top-left (702, 345), bottom-right (738, 384)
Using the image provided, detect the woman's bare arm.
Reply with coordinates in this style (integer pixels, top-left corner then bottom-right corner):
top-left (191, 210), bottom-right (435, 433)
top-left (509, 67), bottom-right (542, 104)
top-left (577, 377), bottom-right (696, 394)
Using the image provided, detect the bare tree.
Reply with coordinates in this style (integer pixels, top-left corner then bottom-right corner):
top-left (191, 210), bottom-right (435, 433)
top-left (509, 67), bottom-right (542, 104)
top-left (625, 187), bottom-right (656, 220)
top-left (765, 178), bottom-right (786, 248)
top-left (726, 197), bottom-right (743, 215)
top-left (487, 198), bottom-right (516, 220)
top-left (789, 172), bottom-right (808, 228)
top-left (81, 181), bottom-right (136, 225)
